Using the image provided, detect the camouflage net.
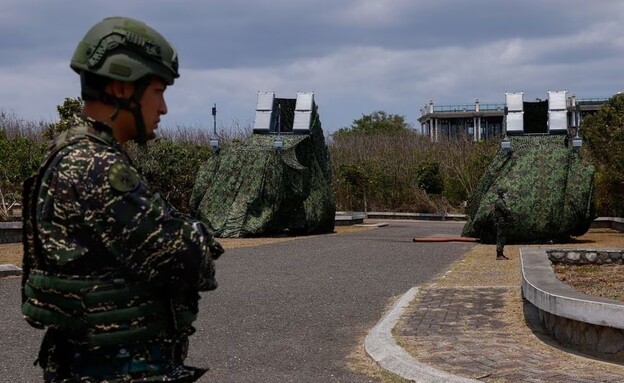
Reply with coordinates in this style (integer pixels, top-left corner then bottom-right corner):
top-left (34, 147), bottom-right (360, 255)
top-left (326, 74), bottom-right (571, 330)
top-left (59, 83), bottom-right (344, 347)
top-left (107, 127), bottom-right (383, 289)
top-left (190, 109), bottom-right (335, 238)
top-left (462, 135), bottom-right (596, 244)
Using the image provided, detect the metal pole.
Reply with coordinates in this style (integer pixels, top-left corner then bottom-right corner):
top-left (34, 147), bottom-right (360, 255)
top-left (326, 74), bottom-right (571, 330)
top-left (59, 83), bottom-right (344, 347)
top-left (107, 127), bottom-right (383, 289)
top-left (211, 103), bottom-right (217, 136)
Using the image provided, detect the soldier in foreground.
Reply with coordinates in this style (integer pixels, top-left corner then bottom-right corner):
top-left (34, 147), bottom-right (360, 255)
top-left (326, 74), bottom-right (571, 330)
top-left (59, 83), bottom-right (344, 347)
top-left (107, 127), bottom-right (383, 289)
top-left (21, 17), bottom-right (223, 382)
top-left (494, 186), bottom-right (511, 260)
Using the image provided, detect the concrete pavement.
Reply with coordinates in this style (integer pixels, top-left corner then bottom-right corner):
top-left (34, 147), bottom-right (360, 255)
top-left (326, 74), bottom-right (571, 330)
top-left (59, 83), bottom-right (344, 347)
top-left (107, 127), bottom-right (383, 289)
top-left (1, 220), bottom-right (473, 382)
top-left (4, 221), bottom-right (624, 382)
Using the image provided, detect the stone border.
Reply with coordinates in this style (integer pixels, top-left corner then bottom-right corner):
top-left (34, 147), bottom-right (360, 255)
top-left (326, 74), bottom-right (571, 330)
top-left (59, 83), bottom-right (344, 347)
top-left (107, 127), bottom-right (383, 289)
top-left (334, 213), bottom-right (365, 226)
top-left (521, 248), bottom-right (624, 356)
top-left (0, 264), bottom-right (22, 277)
top-left (0, 221), bottom-right (21, 244)
top-left (365, 211), bottom-right (466, 221)
top-left (591, 217), bottom-right (624, 232)
top-left (364, 287), bottom-right (478, 383)
top-left (547, 248), bottom-right (624, 264)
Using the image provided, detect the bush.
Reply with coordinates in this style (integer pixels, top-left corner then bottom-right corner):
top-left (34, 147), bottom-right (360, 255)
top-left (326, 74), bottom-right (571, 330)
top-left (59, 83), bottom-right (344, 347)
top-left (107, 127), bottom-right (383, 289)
top-left (125, 138), bottom-right (213, 214)
top-left (582, 93), bottom-right (624, 216)
top-left (0, 111), bottom-right (48, 220)
top-left (329, 127), bottom-right (498, 213)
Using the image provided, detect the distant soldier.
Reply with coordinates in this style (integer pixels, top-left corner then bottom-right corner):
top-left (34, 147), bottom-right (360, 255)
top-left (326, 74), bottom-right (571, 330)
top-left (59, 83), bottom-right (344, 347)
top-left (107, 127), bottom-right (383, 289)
top-left (494, 186), bottom-right (511, 260)
top-left (21, 17), bottom-right (223, 382)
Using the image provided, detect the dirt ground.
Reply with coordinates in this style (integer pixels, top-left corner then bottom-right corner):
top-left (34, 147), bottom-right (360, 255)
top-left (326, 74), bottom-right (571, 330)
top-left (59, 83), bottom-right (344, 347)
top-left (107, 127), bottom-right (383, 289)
top-left (429, 227), bottom-right (624, 293)
top-left (0, 224), bottom-right (373, 267)
top-left (553, 263), bottom-right (624, 301)
top-left (549, 228), bottom-right (624, 302)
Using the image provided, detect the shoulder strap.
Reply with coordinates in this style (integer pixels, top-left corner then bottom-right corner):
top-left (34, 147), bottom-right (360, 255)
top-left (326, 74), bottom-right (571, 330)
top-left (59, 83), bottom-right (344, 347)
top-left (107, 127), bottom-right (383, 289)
top-left (21, 133), bottom-right (97, 302)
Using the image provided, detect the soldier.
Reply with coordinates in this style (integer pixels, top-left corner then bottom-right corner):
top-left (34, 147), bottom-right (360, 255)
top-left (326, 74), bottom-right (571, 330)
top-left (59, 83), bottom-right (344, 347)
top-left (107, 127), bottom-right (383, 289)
top-left (494, 186), bottom-right (511, 260)
top-left (21, 17), bottom-right (223, 382)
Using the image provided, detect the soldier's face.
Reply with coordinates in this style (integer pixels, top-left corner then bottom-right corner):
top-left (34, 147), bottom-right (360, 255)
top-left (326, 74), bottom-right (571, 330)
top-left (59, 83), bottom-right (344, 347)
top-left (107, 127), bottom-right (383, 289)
top-left (139, 77), bottom-right (168, 140)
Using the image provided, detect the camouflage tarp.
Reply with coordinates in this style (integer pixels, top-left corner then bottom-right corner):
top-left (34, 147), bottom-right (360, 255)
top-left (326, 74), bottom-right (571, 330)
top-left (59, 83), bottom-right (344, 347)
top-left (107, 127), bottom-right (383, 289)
top-left (462, 135), bottom-right (596, 243)
top-left (190, 111), bottom-right (335, 238)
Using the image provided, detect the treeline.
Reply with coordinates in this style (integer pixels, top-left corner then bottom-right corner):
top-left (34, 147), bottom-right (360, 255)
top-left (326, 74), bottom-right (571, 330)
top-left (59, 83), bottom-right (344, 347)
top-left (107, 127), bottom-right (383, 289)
top-left (2, 96), bottom-right (624, 221)
top-left (580, 93), bottom-right (624, 216)
top-left (329, 112), bottom-right (498, 213)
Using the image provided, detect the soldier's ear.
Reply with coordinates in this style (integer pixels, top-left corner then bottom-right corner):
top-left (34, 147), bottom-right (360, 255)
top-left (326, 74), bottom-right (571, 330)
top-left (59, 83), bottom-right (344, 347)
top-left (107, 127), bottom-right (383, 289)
top-left (107, 80), bottom-right (134, 99)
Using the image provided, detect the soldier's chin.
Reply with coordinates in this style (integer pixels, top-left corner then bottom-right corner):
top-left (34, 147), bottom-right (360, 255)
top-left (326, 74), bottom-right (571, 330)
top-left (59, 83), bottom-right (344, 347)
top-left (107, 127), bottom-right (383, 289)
top-left (147, 132), bottom-right (157, 141)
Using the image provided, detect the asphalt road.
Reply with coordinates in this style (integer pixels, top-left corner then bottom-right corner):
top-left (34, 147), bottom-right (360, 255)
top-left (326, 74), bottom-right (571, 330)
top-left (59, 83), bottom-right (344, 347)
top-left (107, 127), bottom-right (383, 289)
top-left (0, 220), bottom-right (474, 383)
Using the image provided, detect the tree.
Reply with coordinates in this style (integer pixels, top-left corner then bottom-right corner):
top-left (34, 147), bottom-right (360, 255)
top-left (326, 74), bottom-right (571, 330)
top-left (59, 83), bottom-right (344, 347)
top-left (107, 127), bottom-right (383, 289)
top-left (582, 93), bottom-right (624, 178)
top-left (581, 93), bottom-right (624, 215)
top-left (43, 97), bottom-right (83, 140)
top-left (0, 129), bottom-right (46, 221)
top-left (415, 160), bottom-right (443, 195)
top-left (333, 110), bottom-right (412, 137)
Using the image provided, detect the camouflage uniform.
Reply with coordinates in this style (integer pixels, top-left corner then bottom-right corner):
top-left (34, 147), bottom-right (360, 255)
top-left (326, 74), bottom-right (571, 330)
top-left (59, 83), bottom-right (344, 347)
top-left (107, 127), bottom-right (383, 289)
top-left (22, 17), bottom-right (224, 381)
top-left (494, 187), bottom-right (511, 259)
top-left (21, 117), bottom-right (223, 382)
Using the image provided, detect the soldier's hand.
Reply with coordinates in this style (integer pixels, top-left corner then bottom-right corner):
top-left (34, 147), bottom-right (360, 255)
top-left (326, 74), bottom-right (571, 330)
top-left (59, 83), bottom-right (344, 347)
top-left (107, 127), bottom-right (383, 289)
top-left (209, 238), bottom-right (224, 260)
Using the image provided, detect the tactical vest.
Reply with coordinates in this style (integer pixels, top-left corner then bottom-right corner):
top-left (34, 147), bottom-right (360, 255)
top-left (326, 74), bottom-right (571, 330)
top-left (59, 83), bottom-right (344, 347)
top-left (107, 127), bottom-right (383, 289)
top-left (21, 125), bottom-right (198, 349)
top-left (22, 271), bottom-right (197, 348)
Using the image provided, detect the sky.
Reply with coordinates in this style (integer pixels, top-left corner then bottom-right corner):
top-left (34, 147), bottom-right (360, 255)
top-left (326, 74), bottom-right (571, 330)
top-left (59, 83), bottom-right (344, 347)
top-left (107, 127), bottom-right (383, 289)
top-left (1, 0), bottom-right (623, 135)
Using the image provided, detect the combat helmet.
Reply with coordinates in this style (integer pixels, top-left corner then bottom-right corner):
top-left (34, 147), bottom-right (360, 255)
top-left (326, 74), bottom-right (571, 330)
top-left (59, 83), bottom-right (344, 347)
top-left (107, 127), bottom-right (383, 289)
top-left (70, 17), bottom-right (179, 144)
top-left (71, 16), bottom-right (179, 85)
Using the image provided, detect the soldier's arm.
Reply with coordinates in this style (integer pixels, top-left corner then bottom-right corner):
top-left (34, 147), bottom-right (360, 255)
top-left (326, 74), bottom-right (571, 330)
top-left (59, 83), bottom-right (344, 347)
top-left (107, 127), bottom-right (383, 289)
top-left (79, 149), bottom-right (219, 290)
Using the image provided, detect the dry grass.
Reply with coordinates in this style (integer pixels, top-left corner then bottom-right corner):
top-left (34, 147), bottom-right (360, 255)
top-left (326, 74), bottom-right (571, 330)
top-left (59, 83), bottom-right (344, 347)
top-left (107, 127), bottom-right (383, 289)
top-left (430, 243), bottom-right (521, 288)
top-left (553, 264), bottom-right (624, 301)
top-left (543, 228), bottom-right (624, 302)
top-left (347, 295), bottom-right (414, 383)
top-left (430, 228), bottom-right (624, 290)
top-left (0, 225), bottom-right (373, 266)
top-left (348, 336), bottom-right (413, 383)
top-left (0, 243), bottom-right (22, 266)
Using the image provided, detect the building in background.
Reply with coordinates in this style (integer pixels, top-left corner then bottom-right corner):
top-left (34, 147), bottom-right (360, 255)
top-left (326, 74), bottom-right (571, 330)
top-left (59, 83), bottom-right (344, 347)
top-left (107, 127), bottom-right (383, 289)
top-left (418, 91), bottom-right (610, 141)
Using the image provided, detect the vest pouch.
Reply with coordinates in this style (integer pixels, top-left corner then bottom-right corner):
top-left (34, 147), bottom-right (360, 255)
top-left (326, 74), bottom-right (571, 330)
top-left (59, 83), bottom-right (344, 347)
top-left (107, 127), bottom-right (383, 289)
top-left (22, 272), bottom-right (199, 349)
top-left (22, 272), bottom-right (98, 334)
top-left (81, 284), bottom-right (198, 348)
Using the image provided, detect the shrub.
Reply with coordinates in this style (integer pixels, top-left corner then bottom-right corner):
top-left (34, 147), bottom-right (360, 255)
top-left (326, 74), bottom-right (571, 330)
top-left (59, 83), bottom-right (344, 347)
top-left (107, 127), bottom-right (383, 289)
top-left (0, 113), bottom-right (47, 221)
top-left (125, 139), bottom-right (213, 214)
top-left (581, 93), bottom-right (624, 216)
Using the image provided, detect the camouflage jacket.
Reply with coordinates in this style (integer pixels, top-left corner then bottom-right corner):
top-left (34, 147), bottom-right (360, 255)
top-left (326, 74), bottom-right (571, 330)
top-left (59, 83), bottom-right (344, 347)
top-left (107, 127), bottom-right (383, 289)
top-left (493, 196), bottom-right (511, 225)
top-left (23, 119), bottom-right (219, 289)
top-left (21, 119), bottom-right (221, 380)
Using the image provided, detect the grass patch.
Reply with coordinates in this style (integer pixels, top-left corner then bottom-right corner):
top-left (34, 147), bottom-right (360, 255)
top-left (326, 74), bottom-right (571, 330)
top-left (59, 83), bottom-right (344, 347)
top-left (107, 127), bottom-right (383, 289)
top-left (553, 263), bottom-right (624, 301)
top-left (0, 243), bottom-right (22, 266)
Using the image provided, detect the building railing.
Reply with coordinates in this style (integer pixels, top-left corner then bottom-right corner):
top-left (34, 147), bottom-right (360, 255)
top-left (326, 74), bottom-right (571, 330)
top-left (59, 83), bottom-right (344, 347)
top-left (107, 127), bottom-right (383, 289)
top-left (479, 103), bottom-right (505, 111)
top-left (433, 104), bottom-right (476, 112)
top-left (576, 97), bottom-right (610, 105)
top-left (425, 103), bottom-right (505, 114)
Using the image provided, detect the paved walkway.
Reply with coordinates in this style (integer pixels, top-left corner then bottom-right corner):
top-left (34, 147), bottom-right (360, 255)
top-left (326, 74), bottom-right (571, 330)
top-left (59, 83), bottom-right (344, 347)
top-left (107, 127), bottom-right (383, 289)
top-left (394, 283), bottom-right (624, 382)
top-left (368, 230), bottom-right (624, 382)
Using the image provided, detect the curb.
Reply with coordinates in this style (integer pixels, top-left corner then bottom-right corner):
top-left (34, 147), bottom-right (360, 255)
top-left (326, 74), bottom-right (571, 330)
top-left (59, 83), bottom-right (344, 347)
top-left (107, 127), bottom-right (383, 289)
top-left (0, 264), bottom-right (22, 277)
top-left (364, 286), bottom-right (478, 383)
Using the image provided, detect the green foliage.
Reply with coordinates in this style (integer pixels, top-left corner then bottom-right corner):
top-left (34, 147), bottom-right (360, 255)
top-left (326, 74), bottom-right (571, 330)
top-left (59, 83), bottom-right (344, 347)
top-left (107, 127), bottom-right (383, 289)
top-left (333, 110), bottom-right (411, 137)
top-left (581, 93), bottom-right (624, 216)
top-left (593, 170), bottom-right (624, 217)
top-left (0, 129), bottom-right (46, 220)
top-left (44, 97), bottom-right (83, 140)
top-left (126, 139), bottom-right (212, 214)
top-left (339, 164), bottom-right (368, 193)
top-left (439, 139), bottom-right (499, 207)
top-left (415, 160), bottom-right (443, 194)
